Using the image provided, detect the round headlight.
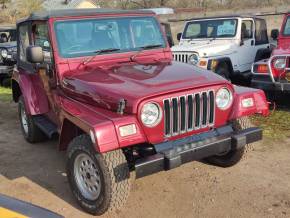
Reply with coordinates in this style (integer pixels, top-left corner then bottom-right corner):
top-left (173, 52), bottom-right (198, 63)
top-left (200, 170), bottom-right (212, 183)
top-left (216, 88), bottom-right (233, 110)
top-left (141, 103), bottom-right (162, 127)
top-left (273, 58), bottom-right (286, 69)
top-left (188, 54), bottom-right (199, 65)
top-left (1, 49), bottom-right (8, 58)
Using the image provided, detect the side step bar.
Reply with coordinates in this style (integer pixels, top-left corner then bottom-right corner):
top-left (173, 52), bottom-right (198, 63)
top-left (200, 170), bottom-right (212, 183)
top-left (32, 115), bottom-right (58, 139)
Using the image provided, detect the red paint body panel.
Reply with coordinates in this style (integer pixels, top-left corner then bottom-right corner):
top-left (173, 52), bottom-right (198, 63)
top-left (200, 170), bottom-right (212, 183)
top-left (13, 70), bottom-right (49, 115)
top-left (274, 14), bottom-right (290, 56)
top-left (13, 11), bottom-right (269, 153)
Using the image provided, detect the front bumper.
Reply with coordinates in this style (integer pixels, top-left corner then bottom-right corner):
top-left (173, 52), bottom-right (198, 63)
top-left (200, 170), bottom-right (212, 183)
top-left (252, 79), bottom-right (290, 93)
top-left (0, 65), bottom-right (13, 76)
top-left (135, 125), bottom-right (262, 178)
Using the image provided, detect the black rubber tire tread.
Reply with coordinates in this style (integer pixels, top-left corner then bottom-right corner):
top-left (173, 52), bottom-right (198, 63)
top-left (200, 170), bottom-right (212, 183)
top-left (216, 62), bottom-right (230, 80)
top-left (18, 96), bottom-right (46, 143)
top-left (205, 117), bottom-right (253, 167)
top-left (66, 135), bottom-right (131, 215)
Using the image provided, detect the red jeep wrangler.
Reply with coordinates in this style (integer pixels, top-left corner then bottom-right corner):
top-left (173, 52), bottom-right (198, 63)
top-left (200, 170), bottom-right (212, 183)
top-left (251, 13), bottom-right (290, 94)
top-left (12, 9), bottom-right (269, 215)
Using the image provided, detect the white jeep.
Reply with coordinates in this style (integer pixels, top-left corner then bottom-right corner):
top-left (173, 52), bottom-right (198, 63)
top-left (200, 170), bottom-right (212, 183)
top-left (171, 15), bottom-right (271, 81)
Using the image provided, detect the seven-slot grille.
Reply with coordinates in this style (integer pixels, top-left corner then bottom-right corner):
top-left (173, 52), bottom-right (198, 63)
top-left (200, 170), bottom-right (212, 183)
top-left (163, 91), bottom-right (215, 137)
top-left (173, 53), bottom-right (189, 63)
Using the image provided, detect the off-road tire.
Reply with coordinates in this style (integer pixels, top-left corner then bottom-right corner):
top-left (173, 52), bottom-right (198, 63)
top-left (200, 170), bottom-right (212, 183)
top-left (205, 117), bottom-right (253, 167)
top-left (216, 63), bottom-right (230, 81)
top-left (66, 135), bottom-right (131, 215)
top-left (18, 96), bottom-right (46, 143)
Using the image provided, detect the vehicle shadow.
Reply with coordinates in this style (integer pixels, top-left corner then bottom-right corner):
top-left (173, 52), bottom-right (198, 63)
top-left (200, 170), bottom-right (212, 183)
top-left (0, 102), bottom-right (82, 211)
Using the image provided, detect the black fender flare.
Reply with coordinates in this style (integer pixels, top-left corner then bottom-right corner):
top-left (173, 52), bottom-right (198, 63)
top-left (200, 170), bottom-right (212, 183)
top-left (254, 48), bottom-right (272, 62)
top-left (208, 57), bottom-right (234, 75)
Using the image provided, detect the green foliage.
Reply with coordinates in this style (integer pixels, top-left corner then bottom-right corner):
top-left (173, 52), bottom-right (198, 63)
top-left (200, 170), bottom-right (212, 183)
top-left (251, 110), bottom-right (290, 139)
top-left (0, 86), bottom-right (11, 102)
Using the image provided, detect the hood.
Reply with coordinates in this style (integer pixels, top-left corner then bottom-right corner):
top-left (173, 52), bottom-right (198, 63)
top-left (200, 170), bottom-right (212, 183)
top-left (62, 61), bottom-right (228, 114)
top-left (0, 41), bottom-right (16, 48)
top-left (171, 39), bottom-right (238, 57)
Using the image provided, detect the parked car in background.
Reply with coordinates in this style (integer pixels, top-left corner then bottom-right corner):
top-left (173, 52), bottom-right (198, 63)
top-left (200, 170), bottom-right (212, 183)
top-left (12, 9), bottom-right (269, 215)
top-left (251, 13), bottom-right (290, 96)
top-left (0, 26), bottom-right (17, 86)
top-left (171, 15), bottom-right (271, 82)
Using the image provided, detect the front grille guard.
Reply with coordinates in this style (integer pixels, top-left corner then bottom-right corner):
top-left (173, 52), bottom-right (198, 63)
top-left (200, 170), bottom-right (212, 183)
top-left (251, 54), bottom-right (290, 83)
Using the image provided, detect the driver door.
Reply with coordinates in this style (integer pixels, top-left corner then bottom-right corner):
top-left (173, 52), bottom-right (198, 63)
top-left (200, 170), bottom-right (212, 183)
top-left (238, 19), bottom-right (255, 72)
top-left (31, 22), bottom-right (60, 125)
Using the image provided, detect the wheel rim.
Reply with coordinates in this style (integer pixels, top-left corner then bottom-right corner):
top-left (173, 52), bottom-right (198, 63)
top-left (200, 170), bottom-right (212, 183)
top-left (74, 153), bottom-right (101, 201)
top-left (20, 105), bottom-right (28, 135)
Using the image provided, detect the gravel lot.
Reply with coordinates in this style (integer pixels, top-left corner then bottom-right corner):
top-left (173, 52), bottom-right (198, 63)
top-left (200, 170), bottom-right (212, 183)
top-left (0, 100), bottom-right (290, 218)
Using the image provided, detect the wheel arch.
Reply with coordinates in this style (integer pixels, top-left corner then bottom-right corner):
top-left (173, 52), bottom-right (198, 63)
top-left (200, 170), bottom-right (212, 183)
top-left (11, 79), bottom-right (22, 102)
top-left (215, 57), bottom-right (234, 74)
top-left (254, 47), bottom-right (272, 62)
top-left (59, 118), bottom-right (86, 151)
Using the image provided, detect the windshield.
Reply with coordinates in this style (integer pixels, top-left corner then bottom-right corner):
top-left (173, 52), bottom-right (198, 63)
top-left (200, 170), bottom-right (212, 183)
top-left (183, 19), bottom-right (238, 39)
top-left (282, 16), bottom-right (290, 36)
top-left (0, 29), bottom-right (16, 43)
top-left (54, 16), bottom-right (166, 58)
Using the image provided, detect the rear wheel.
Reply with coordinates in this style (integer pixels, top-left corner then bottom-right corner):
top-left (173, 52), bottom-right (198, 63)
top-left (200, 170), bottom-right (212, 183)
top-left (205, 117), bottom-right (253, 167)
top-left (67, 135), bottom-right (131, 215)
top-left (18, 96), bottom-right (46, 143)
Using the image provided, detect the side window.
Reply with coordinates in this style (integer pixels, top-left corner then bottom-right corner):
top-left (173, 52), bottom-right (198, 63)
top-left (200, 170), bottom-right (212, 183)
top-left (241, 20), bottom-right (253, 39)
top-left (33, 23), bottom-right (51, 63)
top-left (255, 19), bottom-right (268, 45)
top-left (18, 24), bottom-right (30, 62)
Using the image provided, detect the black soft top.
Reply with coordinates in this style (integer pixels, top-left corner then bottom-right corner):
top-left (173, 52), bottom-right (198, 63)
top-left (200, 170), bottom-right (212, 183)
top-left (17, 8), bottom-right (155, 24)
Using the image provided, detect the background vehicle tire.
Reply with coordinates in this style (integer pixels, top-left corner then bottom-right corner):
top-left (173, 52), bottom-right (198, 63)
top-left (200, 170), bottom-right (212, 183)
top-left (18, 96), bottom-right (46, 143)
top-left (205, 117), bottom-right (253, 167)
top-left (66, 135), bottom-right (131, 215)
top-left (215, 63), bottom-right (230, 80)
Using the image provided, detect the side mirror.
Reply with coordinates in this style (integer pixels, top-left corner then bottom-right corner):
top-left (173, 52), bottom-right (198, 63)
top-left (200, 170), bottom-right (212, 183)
top-left (26, 46), bottom-right (44, 63)
top-left (177, 33), bottom-right (182, 41)
top-left (271, 29), bottom-right (279, 40)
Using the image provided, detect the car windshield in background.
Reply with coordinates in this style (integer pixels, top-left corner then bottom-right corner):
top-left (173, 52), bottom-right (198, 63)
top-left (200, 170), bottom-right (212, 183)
top-left (54, 17), bottom-right (166, 58)
top-left (0, 29), bottom-right (16, 43)
top-left (282, 16), bottom-right (290, 36)
top-left (183, 19), bottom-right (238, 39)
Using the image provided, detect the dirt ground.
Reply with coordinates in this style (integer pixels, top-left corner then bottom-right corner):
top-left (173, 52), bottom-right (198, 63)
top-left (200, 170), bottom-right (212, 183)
top-left (0, 101), bottom-right (290, 218)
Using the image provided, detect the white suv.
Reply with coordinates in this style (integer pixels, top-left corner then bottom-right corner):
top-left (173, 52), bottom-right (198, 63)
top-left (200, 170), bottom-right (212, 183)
top-left (171, 15), bottom-right (271, 81)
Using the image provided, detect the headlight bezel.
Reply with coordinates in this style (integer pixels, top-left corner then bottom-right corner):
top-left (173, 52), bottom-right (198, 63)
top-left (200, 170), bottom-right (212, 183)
top-left (1, 49), bottom-right (8, 58)
top-left (188, 53), bottom-right (199, 65)
top-left (215, 87), bottom-right (233, 110)
top-left (140, 102), bottom-right (162, 127)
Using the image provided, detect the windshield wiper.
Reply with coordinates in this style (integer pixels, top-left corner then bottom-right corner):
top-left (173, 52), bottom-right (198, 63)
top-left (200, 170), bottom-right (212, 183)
top-left (130, 44), bottom-right (163, 62)
top-left (81, 48), bottom-right (120, 66)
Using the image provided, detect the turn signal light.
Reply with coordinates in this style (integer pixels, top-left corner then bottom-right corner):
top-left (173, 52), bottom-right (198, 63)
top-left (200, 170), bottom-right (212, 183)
top-left (256, 64), bottom-right (268, 74)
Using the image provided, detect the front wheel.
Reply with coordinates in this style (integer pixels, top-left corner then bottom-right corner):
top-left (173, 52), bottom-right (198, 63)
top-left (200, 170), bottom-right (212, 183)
top-left (205, 117), bottom-right (253, 167)
top-left (66, 135), bottom-right (131, 215)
